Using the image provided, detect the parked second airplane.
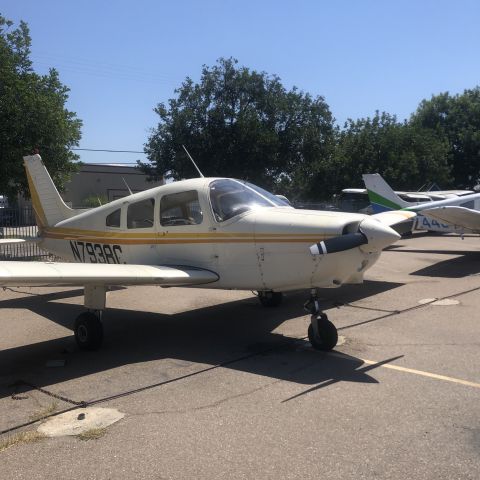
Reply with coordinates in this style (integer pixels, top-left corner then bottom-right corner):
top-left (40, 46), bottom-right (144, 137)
top-left (363, 173), bottom-right (480, 234)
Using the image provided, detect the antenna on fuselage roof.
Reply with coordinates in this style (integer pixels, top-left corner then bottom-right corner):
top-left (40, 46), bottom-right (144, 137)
top-left (182, 145), bottom-right (204, 178)
top-left (121, 177), bottom-right (133, 195)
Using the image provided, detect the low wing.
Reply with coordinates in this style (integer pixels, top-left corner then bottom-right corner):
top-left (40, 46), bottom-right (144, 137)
top-left (371, 210), bottom-right (416, 227)
top-left (421, 206), bottom-right (480, 233)
top-left (0, 239), bottom-right (27, 245)
top-left (371, 210), bottom-right (416, 236)
top-left (0, 262), bottom-right (219, 287)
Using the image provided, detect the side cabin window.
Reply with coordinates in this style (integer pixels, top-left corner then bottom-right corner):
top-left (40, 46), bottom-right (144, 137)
top-left (127, 198), bottom-right (155, 229)
top-left (460, 200), bottom-right (474, 209)
top-left (106, 209), bottom-right (121, 228)
top-left (160, 190), bottom-right (203, 226)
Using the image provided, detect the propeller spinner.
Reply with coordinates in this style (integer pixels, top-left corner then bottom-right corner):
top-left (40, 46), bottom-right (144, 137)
top-left (310, 217), bottom-right (400, 255)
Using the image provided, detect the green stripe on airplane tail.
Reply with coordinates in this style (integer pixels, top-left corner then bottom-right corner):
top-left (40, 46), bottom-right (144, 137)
top-left (367, 190), bottom-right (402, 210)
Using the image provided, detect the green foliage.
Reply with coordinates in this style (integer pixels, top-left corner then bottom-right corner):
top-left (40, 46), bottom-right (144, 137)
top-left (143, 58), bottom-right (478, 200)
top-left (142, 58), bottom-right (335, 199)
top-left (333, 112), bottom-right (452, 191)
top-left (80, 194), bottom-right (108, 208)
top-left (411, 88), bottom-right (480, 188)
top-left (0, 14), bottom-right (82, 198)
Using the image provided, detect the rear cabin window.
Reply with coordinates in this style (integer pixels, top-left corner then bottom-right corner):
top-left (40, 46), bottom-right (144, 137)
top-left (127, 199), bottom-right (155, 229)
top-left (460, 200), bottom-right (475, 209)
top-left (106, 209), bottom-right (121, 228)
top-left (160, 190), bottom-right (203, 226)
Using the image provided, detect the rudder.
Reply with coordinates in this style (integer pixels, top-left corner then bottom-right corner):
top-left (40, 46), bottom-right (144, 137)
top-left (23, 154), bottom-right (76, 228)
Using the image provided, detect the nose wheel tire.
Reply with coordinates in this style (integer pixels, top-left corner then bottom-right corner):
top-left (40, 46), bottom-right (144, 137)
top-left (308, 314), bottom-right (338, 351)
top-left (74, 312), bottom-right (104, 351)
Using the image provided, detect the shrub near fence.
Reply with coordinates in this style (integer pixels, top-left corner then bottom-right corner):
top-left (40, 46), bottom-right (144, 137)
top-left (0, 207), bottom-right (56, 260)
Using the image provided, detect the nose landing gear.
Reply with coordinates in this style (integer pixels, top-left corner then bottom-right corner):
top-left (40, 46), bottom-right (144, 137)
top-left (304, 289), bottom-right (338, 351)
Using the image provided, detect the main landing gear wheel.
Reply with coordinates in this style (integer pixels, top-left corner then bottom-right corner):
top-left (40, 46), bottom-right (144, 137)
top-left (74, 311), bottom-right (104, 351)
top-left (258, 291), bottom-right (283, 307)
top-left (308, 313), bottom-right (338, 351)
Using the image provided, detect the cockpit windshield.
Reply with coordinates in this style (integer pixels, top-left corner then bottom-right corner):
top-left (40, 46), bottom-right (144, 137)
top-left (209, 179), bottom-right (288, 222)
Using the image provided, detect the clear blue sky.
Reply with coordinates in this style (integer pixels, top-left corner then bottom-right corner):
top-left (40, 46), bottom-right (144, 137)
top-left (3, 0), bottom-right (480, 164)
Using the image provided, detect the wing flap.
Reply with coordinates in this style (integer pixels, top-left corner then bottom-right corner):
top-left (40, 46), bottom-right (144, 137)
top-left (421, 206), bottom-right (480, 232)
top-left (0, 262), bottom-right (219, 287)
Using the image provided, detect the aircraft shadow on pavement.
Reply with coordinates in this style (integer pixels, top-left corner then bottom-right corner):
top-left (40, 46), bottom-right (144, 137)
top-left (386, 249), bottom-right (480, 278)
top-left (0, 280), bottom-right (403, 403)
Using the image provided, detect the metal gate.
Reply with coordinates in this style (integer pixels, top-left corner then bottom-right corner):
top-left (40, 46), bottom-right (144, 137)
top-left (0, 207), bottom-right (56, 260)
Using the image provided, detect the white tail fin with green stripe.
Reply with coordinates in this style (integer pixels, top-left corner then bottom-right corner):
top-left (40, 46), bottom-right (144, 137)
top-left (362, 174), bottom-right (410, 213)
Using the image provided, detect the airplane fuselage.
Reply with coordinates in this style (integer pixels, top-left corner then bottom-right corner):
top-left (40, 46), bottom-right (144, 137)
top-left (38, 178), bottom-right (381, 292)
top-left (3, 156), bottom-right (413, 352)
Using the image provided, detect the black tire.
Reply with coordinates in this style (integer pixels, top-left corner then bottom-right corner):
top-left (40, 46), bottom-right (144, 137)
top-left (74, 312), bottom-right (104, 351)
top-left (308, 314), bottom-right (338, 351)
top-left (258, 291), bottom-right (283, 307)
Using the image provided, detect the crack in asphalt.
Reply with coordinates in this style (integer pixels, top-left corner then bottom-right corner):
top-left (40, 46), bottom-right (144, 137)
top-left (126, 379), bottom-right (283, 416)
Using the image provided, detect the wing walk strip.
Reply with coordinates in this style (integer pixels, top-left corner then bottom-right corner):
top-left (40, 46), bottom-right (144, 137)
top-left (329, 352), bottom-right (480, 389)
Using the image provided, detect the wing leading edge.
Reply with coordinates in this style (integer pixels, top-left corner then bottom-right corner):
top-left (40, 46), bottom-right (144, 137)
top-left (370, 210), bottom-right (417, 236)
top-left (0, 262), bottom-right (219, 287)
top-left (371, 210), bottom-right (416, 227)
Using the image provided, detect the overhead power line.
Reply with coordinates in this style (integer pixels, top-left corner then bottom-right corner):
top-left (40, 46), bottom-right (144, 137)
top-left (80, 163), bottom-right (140, 166)
top-left (71, 148), bottom-right (144, 154)
top-left (32, 51), bottom-right (179, 86)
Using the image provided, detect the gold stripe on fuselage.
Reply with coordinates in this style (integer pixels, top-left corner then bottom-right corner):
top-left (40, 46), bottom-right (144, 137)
top-left (42, 227), bottom-right (331, 245)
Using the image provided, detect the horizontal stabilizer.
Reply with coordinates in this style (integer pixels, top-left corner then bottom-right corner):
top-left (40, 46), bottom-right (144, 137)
top-left (0, 238), bottom-right (40, 245)
top-left (0, 262), bottom-right (219, 287)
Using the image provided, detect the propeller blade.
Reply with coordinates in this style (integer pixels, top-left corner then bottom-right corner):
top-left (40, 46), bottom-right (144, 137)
top-left (310, 232), bottom-right (367, 255)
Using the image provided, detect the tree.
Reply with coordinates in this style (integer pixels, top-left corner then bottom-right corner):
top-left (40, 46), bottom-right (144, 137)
top-left (411, 88), bottom-right (480, 188)
top-left (142, 58), bottom-right (335, 199)
top-left (332, 111), bottom-right (452, 191)
top-left (0, 14), bottom-right (82, 199)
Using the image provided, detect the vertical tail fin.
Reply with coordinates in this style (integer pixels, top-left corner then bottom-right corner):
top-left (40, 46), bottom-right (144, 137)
top-left (23, 154), bottom-right (76, 228)
top-left (362, 173), bottom-right (409, 213)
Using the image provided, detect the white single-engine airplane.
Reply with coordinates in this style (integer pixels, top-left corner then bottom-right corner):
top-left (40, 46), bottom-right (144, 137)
top-left (0, 155), bottom-right (414, 352)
